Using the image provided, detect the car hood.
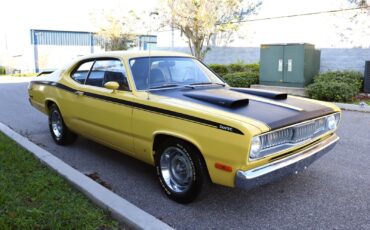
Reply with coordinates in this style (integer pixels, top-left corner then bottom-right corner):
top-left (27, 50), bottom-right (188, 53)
top-left (151, 86), bottom-right (335, 130)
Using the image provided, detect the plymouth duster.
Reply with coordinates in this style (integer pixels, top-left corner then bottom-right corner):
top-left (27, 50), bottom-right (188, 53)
top-left (28, 51), bottom-right (341, 203)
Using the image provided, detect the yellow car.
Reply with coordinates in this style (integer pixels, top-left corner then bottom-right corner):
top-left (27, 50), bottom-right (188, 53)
top-left (28, 51), bottom-right (341, 203)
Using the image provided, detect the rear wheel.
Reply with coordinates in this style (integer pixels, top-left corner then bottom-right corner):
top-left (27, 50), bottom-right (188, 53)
top-left (155, 138), bottom-right (210, 204)
top-left (48, 104), bottom-right (77, 145)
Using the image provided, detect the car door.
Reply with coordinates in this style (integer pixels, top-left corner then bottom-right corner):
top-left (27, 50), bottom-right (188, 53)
top-left (71, 58), bottom-right (134, 155)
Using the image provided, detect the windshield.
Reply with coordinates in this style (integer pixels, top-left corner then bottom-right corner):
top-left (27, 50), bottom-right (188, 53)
top-left (129, 57), bottom-right (224, 90)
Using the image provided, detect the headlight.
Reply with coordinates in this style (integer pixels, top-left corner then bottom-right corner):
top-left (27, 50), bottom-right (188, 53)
top-left (334, 113), bottom-right (341, 126)
top-left (249, 136), bottom-right (262, 159)
top-left (326, 115), bottom-right (337, 130)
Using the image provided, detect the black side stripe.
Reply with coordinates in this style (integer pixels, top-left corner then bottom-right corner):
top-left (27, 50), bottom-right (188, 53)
top-left (32, 81), bottom-right (244, 135)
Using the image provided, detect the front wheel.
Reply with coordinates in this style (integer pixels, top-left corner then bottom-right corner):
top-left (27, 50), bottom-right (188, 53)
top-left (155, 138), bottom-right (210, 204)
top-left (48, 104), bottom-right (77, 145)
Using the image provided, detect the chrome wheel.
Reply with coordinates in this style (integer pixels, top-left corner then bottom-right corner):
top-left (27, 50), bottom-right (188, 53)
top-left (51, 109), bottom-right (63, 138)
top-left (160, 146), bottom-right (193, 193)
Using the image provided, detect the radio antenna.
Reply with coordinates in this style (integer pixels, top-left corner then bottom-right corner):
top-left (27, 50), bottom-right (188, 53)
top-left (147, 11), bottom-right (159, 100)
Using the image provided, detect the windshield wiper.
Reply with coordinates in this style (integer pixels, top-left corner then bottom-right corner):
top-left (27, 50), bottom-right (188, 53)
top-left (189, 82), bottom-right (226, 86)
top-left (149, 84), bottom-right (180, 89)
top-left (190, 82), bottom-right (212, 85)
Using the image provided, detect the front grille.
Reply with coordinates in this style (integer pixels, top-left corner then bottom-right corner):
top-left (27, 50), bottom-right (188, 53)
top-left (292, 118), bottom-right (326, 142)
top-left (250, 113), bottom-right (340, 161)
top-left (261, 128), bottom-right (293, 148)
top-left (260, 117), bottom-right (328, 150)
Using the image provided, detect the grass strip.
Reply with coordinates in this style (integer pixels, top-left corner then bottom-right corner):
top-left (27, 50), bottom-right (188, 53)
top-left (0, 132), bottom-right (119, 229)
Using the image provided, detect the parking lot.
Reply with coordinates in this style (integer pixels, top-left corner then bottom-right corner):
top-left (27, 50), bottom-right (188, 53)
top-left (0, 79), bottom-right (369, 229)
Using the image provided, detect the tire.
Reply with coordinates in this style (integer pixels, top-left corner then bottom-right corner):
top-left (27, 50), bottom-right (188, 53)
top-left (48, 104), bottom-right (77, 145)
top-left (154, 138), bottom-right (210, 204)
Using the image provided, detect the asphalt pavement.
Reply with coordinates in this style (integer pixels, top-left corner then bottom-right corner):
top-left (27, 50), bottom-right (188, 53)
top-left (0, 78), bottom-right (369, 230)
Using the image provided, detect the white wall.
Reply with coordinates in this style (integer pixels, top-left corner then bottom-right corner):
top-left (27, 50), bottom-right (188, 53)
top-left (35, 45), bottom-right (104, 72)
top-left (156, 46), bottom-right (370, 73)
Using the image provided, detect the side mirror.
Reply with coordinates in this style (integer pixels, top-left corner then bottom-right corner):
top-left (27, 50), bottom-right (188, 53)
top-left (104, 81), bottom-right (119, 92)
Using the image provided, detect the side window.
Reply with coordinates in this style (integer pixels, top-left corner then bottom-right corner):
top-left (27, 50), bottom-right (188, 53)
top-left (71, 61), bottom-right (94, 84)
top-left (85, 59), bottom-right (129, 91)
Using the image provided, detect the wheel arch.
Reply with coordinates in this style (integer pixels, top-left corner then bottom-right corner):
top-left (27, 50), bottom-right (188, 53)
top-left (152, 131), bottom-right (211, 180)
top-left (44, 98), bottom-right (60, 114)
top-left (153, 131), bottom-right (203, 154)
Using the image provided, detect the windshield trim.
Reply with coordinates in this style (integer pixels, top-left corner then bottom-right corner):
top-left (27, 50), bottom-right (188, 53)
top-left (196, 59), bottom-right (227, 85)
top-left (128, 56), bottom-right (226, 92)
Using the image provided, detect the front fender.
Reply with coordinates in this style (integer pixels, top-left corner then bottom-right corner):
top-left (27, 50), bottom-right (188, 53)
top-left (152, 130), bottom-right (205, 155)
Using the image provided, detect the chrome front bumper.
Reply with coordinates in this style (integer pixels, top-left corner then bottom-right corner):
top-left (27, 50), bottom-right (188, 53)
top-left (236, 134), bottom-right (339, 190)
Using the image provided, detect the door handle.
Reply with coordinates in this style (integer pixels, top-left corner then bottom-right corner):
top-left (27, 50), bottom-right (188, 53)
top-left (74, 91), bottom-right (84, 96)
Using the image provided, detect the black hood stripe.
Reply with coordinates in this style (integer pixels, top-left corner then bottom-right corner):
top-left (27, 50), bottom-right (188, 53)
top-left (231, 88), bottom-right (288, 100)
top-left (151, 87), bottom-right (335, 130)
top-left (31, 81), bottom-right (244, 135)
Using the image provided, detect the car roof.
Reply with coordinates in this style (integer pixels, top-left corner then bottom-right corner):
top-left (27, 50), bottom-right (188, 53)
top-left (77, 50), bottom-right (194, 60)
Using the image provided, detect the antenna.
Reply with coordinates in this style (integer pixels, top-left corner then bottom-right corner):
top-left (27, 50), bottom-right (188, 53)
top-left (146, 11), bottom-right (159, 100)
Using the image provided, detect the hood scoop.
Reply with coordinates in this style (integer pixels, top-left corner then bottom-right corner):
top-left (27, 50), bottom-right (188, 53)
top-left (231, 88), bottom-right (287, 100)
top-left (183, 90), bottom-right (249, 108)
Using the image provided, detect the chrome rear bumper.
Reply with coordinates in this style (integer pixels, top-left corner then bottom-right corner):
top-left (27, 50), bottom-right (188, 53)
top-left (236, 134), bottom-right (339, 190)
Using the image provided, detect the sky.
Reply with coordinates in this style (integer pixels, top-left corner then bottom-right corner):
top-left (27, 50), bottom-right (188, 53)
top-left (0, 0), bottom-right (368, 56)
top-left (0, 0), bottom-right (350, 31)
top-left (235, 0), bottom-right (369, 47)
top-left (0, 0), bottom-right (158, 32)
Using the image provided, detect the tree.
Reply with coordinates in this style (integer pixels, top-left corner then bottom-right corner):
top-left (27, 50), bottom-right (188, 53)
top-left (90, 9), bottom-right (140, 51)
top-left (163, 0), bottom-right (261, 60)
top-left (348, 0), bottom-right (369, 7)
top-left (334, 0), bottom-right (370, 47)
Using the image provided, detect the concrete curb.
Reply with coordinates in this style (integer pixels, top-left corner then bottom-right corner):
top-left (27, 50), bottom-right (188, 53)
top-left (335, 102), bottom-right (370, 113)
top-left (0, 122), bottom-right (173, 230)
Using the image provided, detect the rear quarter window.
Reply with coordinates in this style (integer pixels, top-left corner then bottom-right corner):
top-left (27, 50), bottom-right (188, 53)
top-left (71, 61), bottom-right (94, 84)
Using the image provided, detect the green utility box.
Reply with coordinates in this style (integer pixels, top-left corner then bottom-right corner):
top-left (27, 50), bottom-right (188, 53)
top-left (259, 43), bottom-right (320, 87)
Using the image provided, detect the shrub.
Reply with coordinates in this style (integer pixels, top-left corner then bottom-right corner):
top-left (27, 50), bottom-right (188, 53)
top-left (0, 66), bottom-right (6, 75)
top-left (228, 64), bottom-right (245, 73)
top-left (10, 73), bottom-right (38, 77)
top-left (306, 71), bottom-right (363, 102)
top-left (222, 71), bottom-right (259, 88)
top-left (208, 64), bottom-right (228, 76)
top-left (313, 71), bottom-right (363, 91)
top-left (306, 82), bottom-right (359, 102)
top-left (208, 63), bottom-right (260, 77)
top-left (227, 63), bottom-right (260, 73)
top-left (244, 63), bottom-right (260, 73)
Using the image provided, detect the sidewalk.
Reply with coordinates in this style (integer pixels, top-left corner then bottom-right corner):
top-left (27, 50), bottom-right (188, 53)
top-left (335, 102), bottom-right (370, 113)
